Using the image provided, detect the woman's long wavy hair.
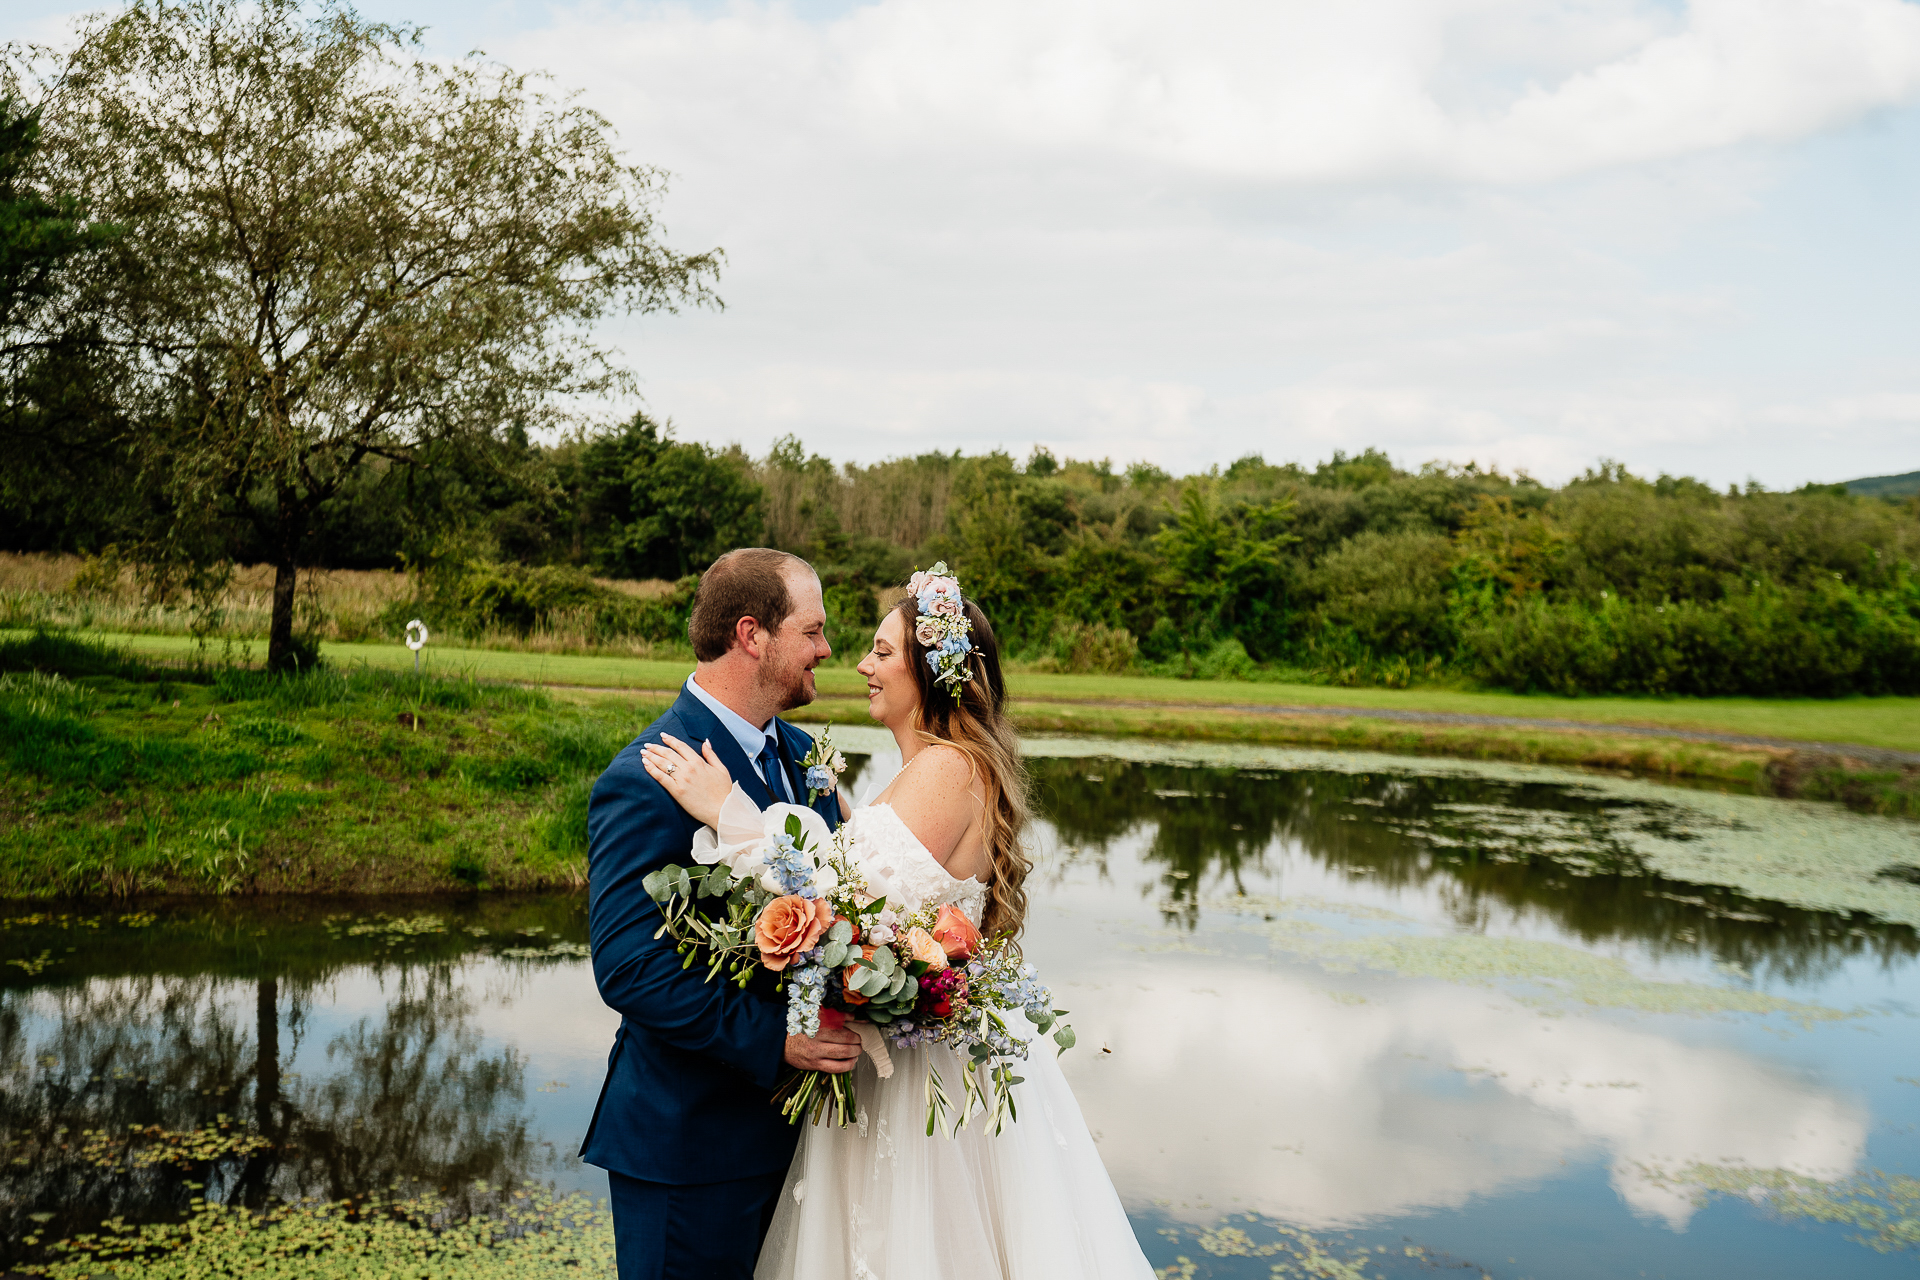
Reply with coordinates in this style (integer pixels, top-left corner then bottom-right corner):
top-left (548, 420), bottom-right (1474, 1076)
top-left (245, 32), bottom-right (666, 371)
top-left (892, 592), bottom-right (1033, 940)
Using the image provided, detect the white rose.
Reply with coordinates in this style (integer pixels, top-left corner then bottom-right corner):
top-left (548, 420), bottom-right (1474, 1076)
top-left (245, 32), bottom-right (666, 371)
top-left (868, 923), bottom-right (896, 945)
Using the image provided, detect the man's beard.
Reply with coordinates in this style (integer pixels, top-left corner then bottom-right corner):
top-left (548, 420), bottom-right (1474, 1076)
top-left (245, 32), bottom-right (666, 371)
top-left (758, 650), bottom-right (816, 712)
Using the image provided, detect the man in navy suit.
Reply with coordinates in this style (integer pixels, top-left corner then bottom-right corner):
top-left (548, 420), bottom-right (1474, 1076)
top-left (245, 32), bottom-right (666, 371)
top-left (581, 547), bottom-right (861, 1279)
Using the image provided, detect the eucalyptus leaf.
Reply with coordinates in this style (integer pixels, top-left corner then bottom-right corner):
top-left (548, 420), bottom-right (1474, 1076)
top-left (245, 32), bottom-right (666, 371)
top-left (828, 919), bottom-right (853, 945)
top-left (1053, 1027), bottom-right (1077, 1050)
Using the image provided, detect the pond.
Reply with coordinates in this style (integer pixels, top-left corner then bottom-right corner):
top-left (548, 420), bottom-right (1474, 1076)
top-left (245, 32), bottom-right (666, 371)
top-left (4, 733), bottom-right (1919, 1278)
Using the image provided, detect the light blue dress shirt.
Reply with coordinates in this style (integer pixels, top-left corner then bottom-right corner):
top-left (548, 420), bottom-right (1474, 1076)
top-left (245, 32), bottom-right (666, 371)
top-left (683, 675), bottom-right (789, 801)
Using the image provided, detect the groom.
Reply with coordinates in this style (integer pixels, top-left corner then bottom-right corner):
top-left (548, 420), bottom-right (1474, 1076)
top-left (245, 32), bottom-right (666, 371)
top-left (581, 547), bottom-right (861, 1279)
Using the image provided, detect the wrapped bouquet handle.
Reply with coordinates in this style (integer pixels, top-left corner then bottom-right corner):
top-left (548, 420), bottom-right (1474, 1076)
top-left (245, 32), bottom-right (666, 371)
top-left (820, 1008), bottom-right (895, 1079)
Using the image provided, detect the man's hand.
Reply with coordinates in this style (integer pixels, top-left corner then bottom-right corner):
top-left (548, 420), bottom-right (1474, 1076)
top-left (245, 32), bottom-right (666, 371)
top-left (784, 1027), bottom-right (861, 1074)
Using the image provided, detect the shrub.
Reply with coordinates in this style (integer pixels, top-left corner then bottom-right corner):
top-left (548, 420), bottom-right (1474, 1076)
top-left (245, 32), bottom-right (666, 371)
top-left (1461, 579), bottom-right (1920, 696)
top-left (1028, 619), bottom-right (1140, 674)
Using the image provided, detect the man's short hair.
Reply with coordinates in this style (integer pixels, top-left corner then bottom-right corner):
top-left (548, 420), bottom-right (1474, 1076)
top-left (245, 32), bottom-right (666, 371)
top-left (688, 548), bottom-right (813, 662)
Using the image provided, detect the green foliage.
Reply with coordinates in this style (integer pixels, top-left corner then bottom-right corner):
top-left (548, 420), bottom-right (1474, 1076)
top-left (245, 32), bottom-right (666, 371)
top-left (0, 644), bottom-right (651, 898)
top-left (6, 0), bottom-right (721, 670)
top-left (572, 414), bottom-right (763, 579)
top-left (20, 1190), bottom-right (614, 1280)
top-left (393, 557), bottom-right (697, 644)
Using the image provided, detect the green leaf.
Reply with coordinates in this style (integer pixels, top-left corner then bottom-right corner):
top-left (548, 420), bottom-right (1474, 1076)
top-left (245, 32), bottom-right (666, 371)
top-left (861, 896), bottom-right (887, 916)
top-left (785, 814), bottom-right (803, 839)
top-left (821, 942), bottom-right (847, 968)
top-left (1053, 1027), bottom-right (1076, 1050)
top-left (828, 919), bottom-right (853, 945)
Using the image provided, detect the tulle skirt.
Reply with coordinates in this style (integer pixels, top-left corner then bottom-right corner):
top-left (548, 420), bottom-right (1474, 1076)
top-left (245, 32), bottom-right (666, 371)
top-left (754, 1028), bottom-right (1154, 1280)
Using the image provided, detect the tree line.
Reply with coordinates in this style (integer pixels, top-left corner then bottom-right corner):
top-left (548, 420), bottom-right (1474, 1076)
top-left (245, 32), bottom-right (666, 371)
top-left (3, 3), bottom-right (1916, 696)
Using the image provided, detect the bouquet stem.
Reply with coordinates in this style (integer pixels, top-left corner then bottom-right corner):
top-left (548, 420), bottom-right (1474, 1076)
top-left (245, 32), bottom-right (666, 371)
top-left (772, 1068), bottom-right (859, 1127)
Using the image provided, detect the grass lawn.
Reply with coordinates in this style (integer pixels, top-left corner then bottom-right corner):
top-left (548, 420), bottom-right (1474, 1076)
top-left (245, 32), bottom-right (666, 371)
top-left (58, 630), bottom-right (1920, 753)
top-left (0, 633), bottom-right (672, 898)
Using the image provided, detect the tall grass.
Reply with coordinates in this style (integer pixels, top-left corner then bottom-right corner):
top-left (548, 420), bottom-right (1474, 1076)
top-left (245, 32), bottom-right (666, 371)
top-left (0, 552), bottom-right (691, 659)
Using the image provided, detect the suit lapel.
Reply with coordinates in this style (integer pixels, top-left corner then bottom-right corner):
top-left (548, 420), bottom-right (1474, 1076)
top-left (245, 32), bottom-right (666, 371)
top-left (670, 688), bottom-right (774, 809)
top-left (775, 719), bottom-right (840, 829)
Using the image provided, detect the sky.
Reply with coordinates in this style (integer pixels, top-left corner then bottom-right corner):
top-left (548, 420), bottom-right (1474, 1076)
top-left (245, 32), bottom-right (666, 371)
top-left (11, 0), bottom-right (1920, 487)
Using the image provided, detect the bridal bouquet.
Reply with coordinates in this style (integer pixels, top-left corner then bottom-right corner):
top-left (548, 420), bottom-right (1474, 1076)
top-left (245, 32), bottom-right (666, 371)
top-left (641, 794), bottom-right (1075, 1135)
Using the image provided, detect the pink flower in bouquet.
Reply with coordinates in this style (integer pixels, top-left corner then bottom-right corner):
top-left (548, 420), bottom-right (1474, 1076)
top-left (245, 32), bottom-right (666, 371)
top-left (919, 965), bottom-right (968, 1019)
top-left (905, 926), bottom-right (948, 971)
top-left (756, 896), bottom-right (832, 971)
top-left (932, 904), bottom-right (981, 962)
top-left (914, 618), bottom-right (942, 646)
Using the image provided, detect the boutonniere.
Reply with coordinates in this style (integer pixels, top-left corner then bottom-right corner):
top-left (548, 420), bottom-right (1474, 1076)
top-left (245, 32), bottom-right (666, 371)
top-left (799, 725), bottom-right (847, 803)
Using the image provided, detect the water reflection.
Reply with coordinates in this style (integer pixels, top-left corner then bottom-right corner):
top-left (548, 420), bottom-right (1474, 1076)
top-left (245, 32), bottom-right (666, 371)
top-left (0, 900), bottom-right (585, 1267)
top-left (1045, 919), bottom-right (1867, 1230)
top-left (2, 747), bottom-right (1916, 1278)
top-left (1031, 757), bottom-right (1920, 984)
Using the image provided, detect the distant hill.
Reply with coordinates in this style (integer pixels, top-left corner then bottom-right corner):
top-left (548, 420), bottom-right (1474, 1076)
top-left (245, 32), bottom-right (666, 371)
top-left (1844, 469), bottom-right (1920, 499)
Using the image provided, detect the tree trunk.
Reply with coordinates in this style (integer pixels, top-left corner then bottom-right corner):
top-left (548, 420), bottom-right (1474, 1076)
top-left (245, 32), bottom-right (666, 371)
top-left (267, 557), bottom-right (299, 672)
top-left (255, 977), bottom-right (280, 1132)
top-left (240, 976), bottom-right (282, 1207)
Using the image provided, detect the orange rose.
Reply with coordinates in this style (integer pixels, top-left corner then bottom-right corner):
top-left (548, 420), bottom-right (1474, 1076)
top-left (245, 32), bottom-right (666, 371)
top-left (905, 926), bottom-right (948, 971)
top-left (841, 944), bottom-right (878, 1005)
top-left (755, 895), bottom-right (832, 972)
top-left (932, 904), bottom-right (982, 963)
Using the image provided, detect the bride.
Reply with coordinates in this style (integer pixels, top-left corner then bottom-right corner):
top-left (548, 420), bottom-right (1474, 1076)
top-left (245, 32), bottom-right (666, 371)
top-left (637, 572), bottom-right (1154, 1279)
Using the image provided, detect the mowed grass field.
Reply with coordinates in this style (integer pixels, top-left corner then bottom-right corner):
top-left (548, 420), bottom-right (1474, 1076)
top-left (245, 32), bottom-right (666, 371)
top-left (53, 629), bottom-right (1920, 754)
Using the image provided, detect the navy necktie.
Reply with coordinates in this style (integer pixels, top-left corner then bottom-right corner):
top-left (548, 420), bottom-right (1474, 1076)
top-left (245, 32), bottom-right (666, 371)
top-left (757, 735), bottom-right (790, 804)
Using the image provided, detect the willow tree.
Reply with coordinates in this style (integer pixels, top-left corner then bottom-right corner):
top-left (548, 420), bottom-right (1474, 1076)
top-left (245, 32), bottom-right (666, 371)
top-left (11, 0), bottom-right (719, 668)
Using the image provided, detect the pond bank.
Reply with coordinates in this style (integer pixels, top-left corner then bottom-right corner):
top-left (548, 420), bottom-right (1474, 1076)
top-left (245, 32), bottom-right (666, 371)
top-left (778, 693), bottom-right (1920, 819)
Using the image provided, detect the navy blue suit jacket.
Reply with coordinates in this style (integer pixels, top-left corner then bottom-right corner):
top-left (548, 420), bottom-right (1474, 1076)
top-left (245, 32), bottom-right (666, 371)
top-left (580, 686), bottom-right (842, 1185)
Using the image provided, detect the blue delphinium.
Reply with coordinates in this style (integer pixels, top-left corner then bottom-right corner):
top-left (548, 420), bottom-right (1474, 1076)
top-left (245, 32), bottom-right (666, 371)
top-left (787, 954), bottom-right (827, 1036)
top-left (764, 832), bottom-right (817, 899)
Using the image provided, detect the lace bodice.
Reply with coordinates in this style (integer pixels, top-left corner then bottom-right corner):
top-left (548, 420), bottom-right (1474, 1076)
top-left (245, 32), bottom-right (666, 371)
top-left (842, 803), bottom-right (987, 924)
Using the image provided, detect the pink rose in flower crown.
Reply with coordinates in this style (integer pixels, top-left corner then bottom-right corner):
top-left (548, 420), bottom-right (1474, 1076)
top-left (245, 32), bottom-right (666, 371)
top-left (924, 575), bottom-right (959, 599)
top-left (915, 617), bottom-right (942, 646)
top-left (930, 597), bottom-right (962, 618)
top-left (931, 903), bottom-right (981, 962)
top-left (907, 569), bottom-right (933, 596)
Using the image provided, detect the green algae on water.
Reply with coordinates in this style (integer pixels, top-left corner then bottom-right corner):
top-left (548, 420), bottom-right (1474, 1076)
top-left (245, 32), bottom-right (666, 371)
top-left (1641, 1165), bottom-right (1920, 1254)
top-left (1206, 895), bottom-right (1856, 1024)
top-left (19, 1189), bottom-right (613, 1279)
top-left (1015, 735), bottom-right (1920, 929)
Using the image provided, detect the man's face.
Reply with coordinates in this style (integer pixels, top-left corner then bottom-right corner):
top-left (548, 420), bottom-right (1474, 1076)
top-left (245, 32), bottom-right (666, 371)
top-left (757, 569), bottom-right (831, 711)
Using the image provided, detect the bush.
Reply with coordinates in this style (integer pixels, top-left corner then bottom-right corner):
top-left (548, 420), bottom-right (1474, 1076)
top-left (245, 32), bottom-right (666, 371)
top-left (1309, 530), bottom-right (1456, 658)
top-left (1462, 580), bottom-right (1920, 696)
top-left (382, 562), bottom-right (697, 645)
top-left (1028, 619), bottom-right (1139, 674)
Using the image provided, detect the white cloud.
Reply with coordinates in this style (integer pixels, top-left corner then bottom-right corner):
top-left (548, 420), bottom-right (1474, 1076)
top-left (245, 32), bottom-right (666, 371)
top-left (550, 0), bottom-right (1920, 185)
top-left (11, 0), bottom-right (1920, 483)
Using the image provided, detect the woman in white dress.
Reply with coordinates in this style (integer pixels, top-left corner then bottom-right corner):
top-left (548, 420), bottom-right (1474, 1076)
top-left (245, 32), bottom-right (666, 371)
top-left (638, 574), bottom-right (1154, 1280)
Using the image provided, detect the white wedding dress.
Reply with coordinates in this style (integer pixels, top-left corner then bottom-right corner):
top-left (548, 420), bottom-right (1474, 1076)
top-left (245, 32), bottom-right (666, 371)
top-left (708, 797), bottom-right (1154, 1280)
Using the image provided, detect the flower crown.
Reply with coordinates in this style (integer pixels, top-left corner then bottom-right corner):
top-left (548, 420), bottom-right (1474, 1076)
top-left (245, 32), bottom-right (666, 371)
top-left (906, 561), bottom-right (974, 696)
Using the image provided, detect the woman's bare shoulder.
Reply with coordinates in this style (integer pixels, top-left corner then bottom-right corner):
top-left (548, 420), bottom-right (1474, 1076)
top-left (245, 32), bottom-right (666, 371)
top-left (891, 743), bottom-right (976, 801)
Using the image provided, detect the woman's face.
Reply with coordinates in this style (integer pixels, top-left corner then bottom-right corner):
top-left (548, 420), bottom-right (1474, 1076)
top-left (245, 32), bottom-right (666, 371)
top-left (856, 609), bottom-right (920, 729)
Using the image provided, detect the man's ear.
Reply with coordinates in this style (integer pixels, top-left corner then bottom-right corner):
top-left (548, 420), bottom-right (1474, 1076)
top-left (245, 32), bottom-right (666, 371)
top-left (733, 614), bottom-right (769, 659)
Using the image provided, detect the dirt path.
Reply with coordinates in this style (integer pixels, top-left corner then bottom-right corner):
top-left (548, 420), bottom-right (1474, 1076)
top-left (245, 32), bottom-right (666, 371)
top-left (1064, 698), bottom-right (1920, 768)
